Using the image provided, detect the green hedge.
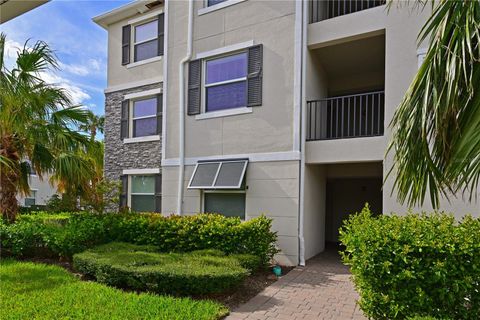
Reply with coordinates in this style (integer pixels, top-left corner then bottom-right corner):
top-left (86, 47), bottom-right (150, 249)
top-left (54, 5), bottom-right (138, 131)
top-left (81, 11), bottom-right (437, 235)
top-left (0, 212), bottom-right (277, 265)
top-left (73, 242), bottom-right (259, 295)
top-left (339, 206), bottom-right (480, 320)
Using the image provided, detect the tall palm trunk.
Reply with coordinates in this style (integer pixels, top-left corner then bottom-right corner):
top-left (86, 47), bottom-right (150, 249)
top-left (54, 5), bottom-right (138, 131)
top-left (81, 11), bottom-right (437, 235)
top-left (0, 135), bottom-right (20, 222)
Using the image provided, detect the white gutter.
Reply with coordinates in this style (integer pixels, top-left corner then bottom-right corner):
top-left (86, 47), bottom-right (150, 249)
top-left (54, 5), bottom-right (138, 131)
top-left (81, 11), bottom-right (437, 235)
top-left (177, 0), bottom-right (194, 214)
top-left (298, 0), bottom-right (308, 267)
top-left (161, 0), bottom-right (169, 166)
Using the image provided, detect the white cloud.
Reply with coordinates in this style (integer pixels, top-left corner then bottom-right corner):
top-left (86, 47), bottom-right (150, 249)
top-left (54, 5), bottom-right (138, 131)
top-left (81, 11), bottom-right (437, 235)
top-left (59, 62), bottom-right (90, 76)
top-left (4, 38), bottom-right (91, 105)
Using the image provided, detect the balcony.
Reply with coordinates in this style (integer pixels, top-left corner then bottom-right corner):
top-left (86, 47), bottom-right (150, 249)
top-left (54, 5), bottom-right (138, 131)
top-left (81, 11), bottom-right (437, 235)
top-left (306, 91), bottom-right (384, 141)
top-left (309, 0), bottom-right (386, 23)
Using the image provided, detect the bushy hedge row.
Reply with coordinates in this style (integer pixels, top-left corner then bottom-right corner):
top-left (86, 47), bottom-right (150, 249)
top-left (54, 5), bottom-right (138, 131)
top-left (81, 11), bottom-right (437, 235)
top-left (0, 212), bottom-right (278, 265)
top-left (73, 242), bottom-right (260, 295)
top-left (339, 206), bottom-right (480, 320)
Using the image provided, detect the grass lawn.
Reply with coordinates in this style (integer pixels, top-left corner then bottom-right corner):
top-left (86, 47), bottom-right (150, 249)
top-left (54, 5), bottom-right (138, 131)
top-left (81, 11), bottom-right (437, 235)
top-left (0, 260), bottom-right (228, 320)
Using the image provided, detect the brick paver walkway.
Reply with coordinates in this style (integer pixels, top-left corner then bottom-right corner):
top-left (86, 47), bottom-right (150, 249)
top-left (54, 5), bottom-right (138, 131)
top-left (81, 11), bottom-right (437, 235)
top-left (227, 249), bottom-right (366, 320)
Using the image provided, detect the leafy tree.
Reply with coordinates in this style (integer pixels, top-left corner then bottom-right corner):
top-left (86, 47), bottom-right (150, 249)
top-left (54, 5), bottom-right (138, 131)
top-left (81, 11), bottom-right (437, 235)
top-left (79, 110), bottom-right (104, 141)
top-left (0, 33), bottom-right (95, 222)
top-left (388, 1), bottom-right (480, 208)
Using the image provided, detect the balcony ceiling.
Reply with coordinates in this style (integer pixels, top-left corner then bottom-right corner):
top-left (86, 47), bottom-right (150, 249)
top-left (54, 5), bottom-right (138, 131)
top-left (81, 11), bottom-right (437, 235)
top-left (312, 34), bottom-right (385, 79)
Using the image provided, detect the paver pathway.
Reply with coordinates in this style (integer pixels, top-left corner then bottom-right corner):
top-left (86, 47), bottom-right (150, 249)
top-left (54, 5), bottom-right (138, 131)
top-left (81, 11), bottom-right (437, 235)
top-left (227, 249), bottom-right (366, 320)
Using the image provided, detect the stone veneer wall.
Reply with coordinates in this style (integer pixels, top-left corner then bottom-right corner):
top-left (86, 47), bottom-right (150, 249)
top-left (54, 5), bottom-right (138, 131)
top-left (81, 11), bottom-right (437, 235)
top-left (104, 83), bottom-right (163, 199)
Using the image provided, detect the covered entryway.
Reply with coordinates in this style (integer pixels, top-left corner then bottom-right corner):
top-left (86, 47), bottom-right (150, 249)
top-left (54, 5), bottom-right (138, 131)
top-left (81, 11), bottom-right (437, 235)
top-left (326, 177), bottom-right (382, 243)
top-left (303, 162), bottom-right (383, 260)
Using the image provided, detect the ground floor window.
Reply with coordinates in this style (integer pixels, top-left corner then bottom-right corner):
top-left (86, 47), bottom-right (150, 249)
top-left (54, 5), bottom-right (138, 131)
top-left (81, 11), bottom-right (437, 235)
top-left (204, 192), bottom-right (245, 219)
top-left (130, 175), bottom-right (156, 212)
top-left (24, 190), bottom-right (36, 207)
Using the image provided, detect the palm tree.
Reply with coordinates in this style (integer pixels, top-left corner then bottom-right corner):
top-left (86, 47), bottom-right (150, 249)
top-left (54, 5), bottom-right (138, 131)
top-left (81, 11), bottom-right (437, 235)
top-left (79, 110), bottom-right (104, 141)
top-left (387, 1), bottom-right (480, 208)
top-left (0, 33), bottom-right (95, 222)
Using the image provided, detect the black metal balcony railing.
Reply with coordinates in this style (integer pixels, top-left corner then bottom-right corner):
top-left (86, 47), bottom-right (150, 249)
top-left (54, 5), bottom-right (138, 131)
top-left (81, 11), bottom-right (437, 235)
top-left (309, 0), bottom-right (386, 23)
top-left (307, 91), bottom-right (385, 141)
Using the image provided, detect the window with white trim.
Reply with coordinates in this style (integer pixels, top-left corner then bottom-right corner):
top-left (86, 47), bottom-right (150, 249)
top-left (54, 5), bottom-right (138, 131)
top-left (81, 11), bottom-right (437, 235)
top-left (204, 52), bottom-right (248, 112)
top-left (121, 94), bottom-right (162, 140)
top-left (130, 175), bottom-right (155, 212)
top-left (131, 97), bottom-right (158, 137)
top-left (24, 190), bottom-right (36, 207)
top-left (121, 13), bottom-right (164, 65)
top-left (134, 19), bottom-right (158, 62)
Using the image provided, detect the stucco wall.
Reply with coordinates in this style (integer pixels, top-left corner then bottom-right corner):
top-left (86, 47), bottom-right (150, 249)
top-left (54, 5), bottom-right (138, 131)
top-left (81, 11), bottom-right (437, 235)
top-left (165, 0), bottom-right (297, 160)
top-left (105, 10), bottom-right (164, 89)
top-left (162, 160), bottom-right (300, 266)
top-left (17, 175), bottom-right (57, 206)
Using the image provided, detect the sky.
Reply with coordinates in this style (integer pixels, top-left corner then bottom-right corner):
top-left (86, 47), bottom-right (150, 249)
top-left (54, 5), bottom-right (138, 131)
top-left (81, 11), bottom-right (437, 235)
top-left (1, 0), bottom-right (131, 117)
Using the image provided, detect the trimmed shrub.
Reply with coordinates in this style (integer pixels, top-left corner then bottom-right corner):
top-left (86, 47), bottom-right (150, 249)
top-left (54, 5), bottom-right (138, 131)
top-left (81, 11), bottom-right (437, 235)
top-left (339, 206), bottom-right (480, 320)
top-left (73, 242), bottom-right (259, 295)
top-left (1, 212), bottom-right (277, 265)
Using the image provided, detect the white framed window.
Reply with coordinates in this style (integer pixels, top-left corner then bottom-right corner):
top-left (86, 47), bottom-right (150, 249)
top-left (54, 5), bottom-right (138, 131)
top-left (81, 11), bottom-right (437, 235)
top-left (131, 97), bottom-right (158, 138)
top-left (133, 19), bottom-right (158, 62)
top-left (203, 52), bottom-right (248, 113)
top-left (203, 190), bottom-right (246, 219)
top-left (199, 0), bottom-right (247, 15)
top-left (24, 190), bottom-right (37, 207)
top-left (129, 175), bottom-right (156, 212)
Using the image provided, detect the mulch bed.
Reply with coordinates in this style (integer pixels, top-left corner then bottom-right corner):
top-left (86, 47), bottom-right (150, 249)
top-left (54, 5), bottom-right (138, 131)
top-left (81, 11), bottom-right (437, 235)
top-left (20, 257), bottom-right (293, 309)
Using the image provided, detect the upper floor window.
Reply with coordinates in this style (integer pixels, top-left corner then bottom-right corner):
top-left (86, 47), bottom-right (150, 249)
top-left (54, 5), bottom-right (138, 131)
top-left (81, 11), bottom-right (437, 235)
top-left (122, 13), bottom-right (164, 65)
top-left (187, 44), bottom-right (263, 116)
top-left (207, 0), bottom-right (228, 6)
top-left (132, 97), bottom-right (158, 137)
top-left (121, 94), bottom-right (162, 140)
top-left (205, 53), bottom-right (248, 112)
top-left (134, 20), bottom-right (159, 62)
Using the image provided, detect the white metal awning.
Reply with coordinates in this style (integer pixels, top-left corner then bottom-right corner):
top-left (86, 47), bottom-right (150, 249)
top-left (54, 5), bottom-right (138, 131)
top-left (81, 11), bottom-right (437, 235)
top-left (188, 159), bottom-right (248, 189)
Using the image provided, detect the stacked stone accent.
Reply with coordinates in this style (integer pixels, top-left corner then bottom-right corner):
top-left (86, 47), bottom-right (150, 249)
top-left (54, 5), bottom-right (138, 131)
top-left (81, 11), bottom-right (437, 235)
top-left (104, 83), bottom-right (162, 187)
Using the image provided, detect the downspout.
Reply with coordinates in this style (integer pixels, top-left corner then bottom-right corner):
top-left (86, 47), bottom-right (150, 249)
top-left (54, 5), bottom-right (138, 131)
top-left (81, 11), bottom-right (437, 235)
top-left (161, 0), bottom-right (169, 167)
top-left (298, 0), bottom-right (308, 267)
top-left (177, 0), bottom-right (194, 214)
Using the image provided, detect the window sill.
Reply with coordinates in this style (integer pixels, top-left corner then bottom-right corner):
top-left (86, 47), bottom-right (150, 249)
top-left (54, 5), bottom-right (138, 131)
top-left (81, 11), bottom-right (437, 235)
top-left (126, 56), bottom-right (162, 69)
top-left (123, 135), bottom-right (160, 144)
top-left (198, 0), bottom-right (247, 16)
top-left (195, 107), bottom-right (252, 120)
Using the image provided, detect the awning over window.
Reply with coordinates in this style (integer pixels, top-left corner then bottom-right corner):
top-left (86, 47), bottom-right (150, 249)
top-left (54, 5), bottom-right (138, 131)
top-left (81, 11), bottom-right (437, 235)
top-left (188, 159), bottom-right (248, 189)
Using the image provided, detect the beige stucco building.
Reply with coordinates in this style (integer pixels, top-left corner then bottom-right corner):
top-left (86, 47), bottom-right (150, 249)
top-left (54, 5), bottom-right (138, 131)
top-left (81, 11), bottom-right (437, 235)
top-left (95, 0), bottom-right (479, 266)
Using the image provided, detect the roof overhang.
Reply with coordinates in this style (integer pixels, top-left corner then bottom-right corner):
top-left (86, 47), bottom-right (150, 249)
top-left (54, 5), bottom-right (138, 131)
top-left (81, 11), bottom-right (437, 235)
top-left (93, 0), bottom-right (163, 30)
top-left (0, 0), bottom-right (49, 24)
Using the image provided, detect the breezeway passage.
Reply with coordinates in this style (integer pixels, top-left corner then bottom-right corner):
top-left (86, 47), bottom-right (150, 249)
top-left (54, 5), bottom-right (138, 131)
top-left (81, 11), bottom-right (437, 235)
top-left (227, 248), bottom-right (366, 320)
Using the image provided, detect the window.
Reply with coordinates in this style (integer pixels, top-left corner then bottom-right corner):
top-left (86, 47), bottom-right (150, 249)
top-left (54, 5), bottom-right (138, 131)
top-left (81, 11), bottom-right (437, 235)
top-left (204, 192), bottom-right (245, 219)
top-left (187, 44), bottom-right (262, 116)
top-left (205, 52), bottom-right (248, 112)
top-left (121, 13), bottom-right (164, 65)
top-left (134, 19), bottom-right (158, 62)
top-left (132, 97), bottom-right (158, 137)
top-left (24, 190), bottom-right (36, 207)
top-left (120, 174), bottom-right (161, 213)
top-left (130, 175), bottom-right (156, 212)
top-left (207, 0), bottom-right (228, 7)
top-left (121, 94), bottom-right (162, 140)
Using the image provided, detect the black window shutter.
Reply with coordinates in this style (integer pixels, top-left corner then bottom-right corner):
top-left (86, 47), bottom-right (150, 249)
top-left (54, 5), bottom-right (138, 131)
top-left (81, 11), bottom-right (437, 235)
top-left (156, 94), bottom-right (162, 135)
top-left (157, 13), bottom-right (165, 56)
top-left (187, 59), bottom-right (202, 115)
top-left (121, 100), bottom-right (129, 139)
top-left (120, 175), bottom-right (128, 208)
top-left (122, 25), bottom-right (131, 65)
top-left (247, 44), bottom-right (263, 107)
top-left (155, 174), bottom-right (162, 213)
